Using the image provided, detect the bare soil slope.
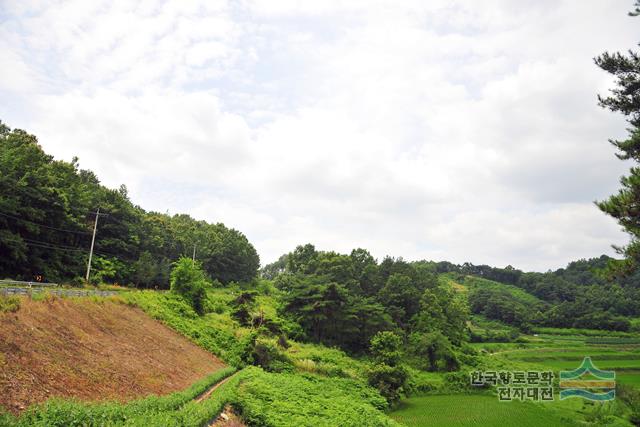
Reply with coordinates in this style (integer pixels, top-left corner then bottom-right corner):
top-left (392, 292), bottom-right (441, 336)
top-left (0, 296), bottom-right (225, 414)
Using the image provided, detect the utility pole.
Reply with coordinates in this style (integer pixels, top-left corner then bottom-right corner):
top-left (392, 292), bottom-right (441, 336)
top-left (192, 244), bottom-right (196, 262)
top-left (85, 208), bottom-right (100, 283)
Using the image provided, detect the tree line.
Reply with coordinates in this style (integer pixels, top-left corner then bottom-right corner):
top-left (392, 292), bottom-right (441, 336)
top-left (263, 244), bottom-right (470, 370)
top-left (0, 122), bottom-right (259, 287)
top-left (440, 256), bottom-right (640, 332)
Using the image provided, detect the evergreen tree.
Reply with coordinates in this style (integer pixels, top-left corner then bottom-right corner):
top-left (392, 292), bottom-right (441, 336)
top-left (595, 1), bottom-right (640, 276)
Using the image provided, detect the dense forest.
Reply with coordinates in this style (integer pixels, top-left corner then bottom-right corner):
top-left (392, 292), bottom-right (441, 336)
top-left (0, 121), bottom-right (259, 286)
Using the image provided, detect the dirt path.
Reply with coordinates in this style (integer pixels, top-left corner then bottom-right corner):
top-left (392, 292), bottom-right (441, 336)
top-left (193, 372), bottom-right (246, 427)
top-left (194, 372), bottom-right (238, 403)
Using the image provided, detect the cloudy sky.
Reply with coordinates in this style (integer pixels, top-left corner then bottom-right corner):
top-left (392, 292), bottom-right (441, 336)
top-left (1, 0), bottom-right (637, 271)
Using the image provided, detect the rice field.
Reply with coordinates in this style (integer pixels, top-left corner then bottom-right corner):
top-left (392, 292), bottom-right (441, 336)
top-left (390, 395), bottom-right (578, 427)
top-left (490, 331), bottom-right (640, 388)
top-left (395, 328), bottom-right (640, 426)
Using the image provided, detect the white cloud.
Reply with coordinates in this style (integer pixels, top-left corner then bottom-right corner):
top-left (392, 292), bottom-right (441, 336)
top-left (0, 0), bottom-right (636, 271)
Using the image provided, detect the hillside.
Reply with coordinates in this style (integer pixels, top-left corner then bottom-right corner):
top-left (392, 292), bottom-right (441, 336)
top-left (440, 273), bottom-right (544, 306)
top-left (0, 297), bottom-right (225, 414)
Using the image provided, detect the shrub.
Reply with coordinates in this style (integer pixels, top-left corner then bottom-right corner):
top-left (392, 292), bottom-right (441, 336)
top-left (367, 363), bottom-right (409, 404)
top-left (240, 333), bottom-right (293, 373)
top-left (368, 331), bottom-right (408, 405)
top-left (170, 257), bottom-right (209, 315)
top-left (409, 331), bottom-right (459, 371)
top-left (370, 331), bottom-right (402, 365)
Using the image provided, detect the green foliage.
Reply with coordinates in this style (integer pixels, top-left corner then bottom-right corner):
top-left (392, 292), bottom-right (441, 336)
top-left (594, 8), bottom-right (640, 276)
top-left (0, 121), bottom-right (260, 286)
top-left (408, 331), bottom-right (459, 372)
top-left (469, 286), bottom-right (535, 332)
top-left (276, 245), bottom-right (464, 356)
top-left (0, 295), bottom-right (21, 312)
top-left (367, 363), bottom-right (409, 404)
top-left (370, 331), bottom-right (402, 366)
top-left (240, 332), bottom-right (293, 373)
top-left (132, 251), bottom-right (167, 288)
top-left (389, 394), bottom-right (579, 427)
top-left (170, 257), bottom-right (209, 315)
top-left (231, 290), bottom-right (258, 326)
top-left (233, 366), bottom-right (398, 426)
top-left (368, 332), bottom-right (409, 404)
top-left (286, 342), bottom-right (369, 379)
top-left (412, 286), bottom-right (468, 346)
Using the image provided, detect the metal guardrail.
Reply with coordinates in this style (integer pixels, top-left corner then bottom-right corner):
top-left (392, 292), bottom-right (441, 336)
top-left (0, 279), bottom-right (59, 288)
top-left (0, 285), bottom-right (117, 298)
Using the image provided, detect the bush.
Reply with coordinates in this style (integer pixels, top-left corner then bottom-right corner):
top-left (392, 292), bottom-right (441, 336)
top-left (408, 331), bottom-right (459, 372)
top-left (442, 370), bottom-right (474, 392)
top-left (367, 364), bottom-right (409, 404)
top-left (368, 331), bottom-right (408, 404)
top-left (370, 331), bottom-right (402, 365)
top-left (240, 333), bottom-right (293, 373)
top-left (170, 257), bottom-right (209, 315)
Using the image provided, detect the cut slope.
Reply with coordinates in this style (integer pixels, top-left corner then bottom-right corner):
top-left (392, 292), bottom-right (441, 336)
top-left (0, 296), bottom-right (225, 414)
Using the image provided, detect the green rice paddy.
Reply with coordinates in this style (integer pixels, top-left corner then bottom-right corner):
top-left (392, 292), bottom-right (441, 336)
top-left (393, 328), bottom-right (640, 426)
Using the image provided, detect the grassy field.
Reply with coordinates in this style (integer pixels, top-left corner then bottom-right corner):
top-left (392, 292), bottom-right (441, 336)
top-left (390, 394), bottom-right (579, 426)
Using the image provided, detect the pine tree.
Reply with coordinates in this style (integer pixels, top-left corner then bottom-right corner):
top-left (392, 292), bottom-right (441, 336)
top-left (595, 1), bottom-right (640, 276)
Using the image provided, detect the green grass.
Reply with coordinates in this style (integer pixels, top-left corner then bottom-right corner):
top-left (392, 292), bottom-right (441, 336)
top-left (234, 366), bottom-right (398, 427)
top-left (390, 394), bottom-right (578, 426)
top-left (534, 327), bottom-right (638, 338)
top-left (618, 370), bottom-right (640, 387)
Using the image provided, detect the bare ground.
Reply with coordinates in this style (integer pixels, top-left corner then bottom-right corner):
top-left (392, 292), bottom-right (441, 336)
top-left (0, 296), bottom-right (225, 414)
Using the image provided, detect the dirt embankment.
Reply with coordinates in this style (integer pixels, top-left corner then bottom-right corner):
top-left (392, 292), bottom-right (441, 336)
top-left (0, 297), bottom-right (225, 414)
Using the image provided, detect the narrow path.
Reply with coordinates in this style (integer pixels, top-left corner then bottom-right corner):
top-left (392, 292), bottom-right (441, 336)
top-left (192, 371), bottom-right (245, 427)
top-left (194, 371), bottom-right (239, 403)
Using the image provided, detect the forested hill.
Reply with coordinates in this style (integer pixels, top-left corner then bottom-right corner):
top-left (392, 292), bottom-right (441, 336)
top-left (420, 256), bottom-right (640, 332)
top-left (263, 248), bottom-right (640, 334)
top-left (0, 121), bottom-right (259, 286)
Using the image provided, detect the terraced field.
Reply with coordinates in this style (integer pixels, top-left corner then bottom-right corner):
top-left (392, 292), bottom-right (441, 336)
top-left (484, 332), bottom-right (640, 388)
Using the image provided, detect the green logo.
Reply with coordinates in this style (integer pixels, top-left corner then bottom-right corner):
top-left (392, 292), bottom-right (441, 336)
top-left (559, 357), bottom-right (615, 401)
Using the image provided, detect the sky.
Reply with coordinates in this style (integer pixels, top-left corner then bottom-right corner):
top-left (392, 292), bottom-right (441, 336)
top-left (1, 0), bottom-right (638, 271)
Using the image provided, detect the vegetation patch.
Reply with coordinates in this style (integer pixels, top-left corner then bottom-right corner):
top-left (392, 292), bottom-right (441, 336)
top-left (232, 366), bottom-right (398, 427)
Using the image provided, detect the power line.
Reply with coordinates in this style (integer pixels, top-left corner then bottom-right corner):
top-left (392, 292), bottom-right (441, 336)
top-left (0, 209), bottom-right (92, 235)
top-left (21, 237), bottom-right (87, 251)
top-left (1, 234), bottom-right (135, 261)
top-left (0, 236), bottom-right (88, 253)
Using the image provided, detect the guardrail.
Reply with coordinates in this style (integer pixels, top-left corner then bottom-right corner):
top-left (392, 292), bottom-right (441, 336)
top-left (0, 279), bottom-right (59, 288)
top-left (0, 282), bottom-right (117, 298)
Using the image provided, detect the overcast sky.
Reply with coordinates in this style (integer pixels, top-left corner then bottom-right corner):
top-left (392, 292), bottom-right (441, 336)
top-left (1, 0), bottom-right (638, 271)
